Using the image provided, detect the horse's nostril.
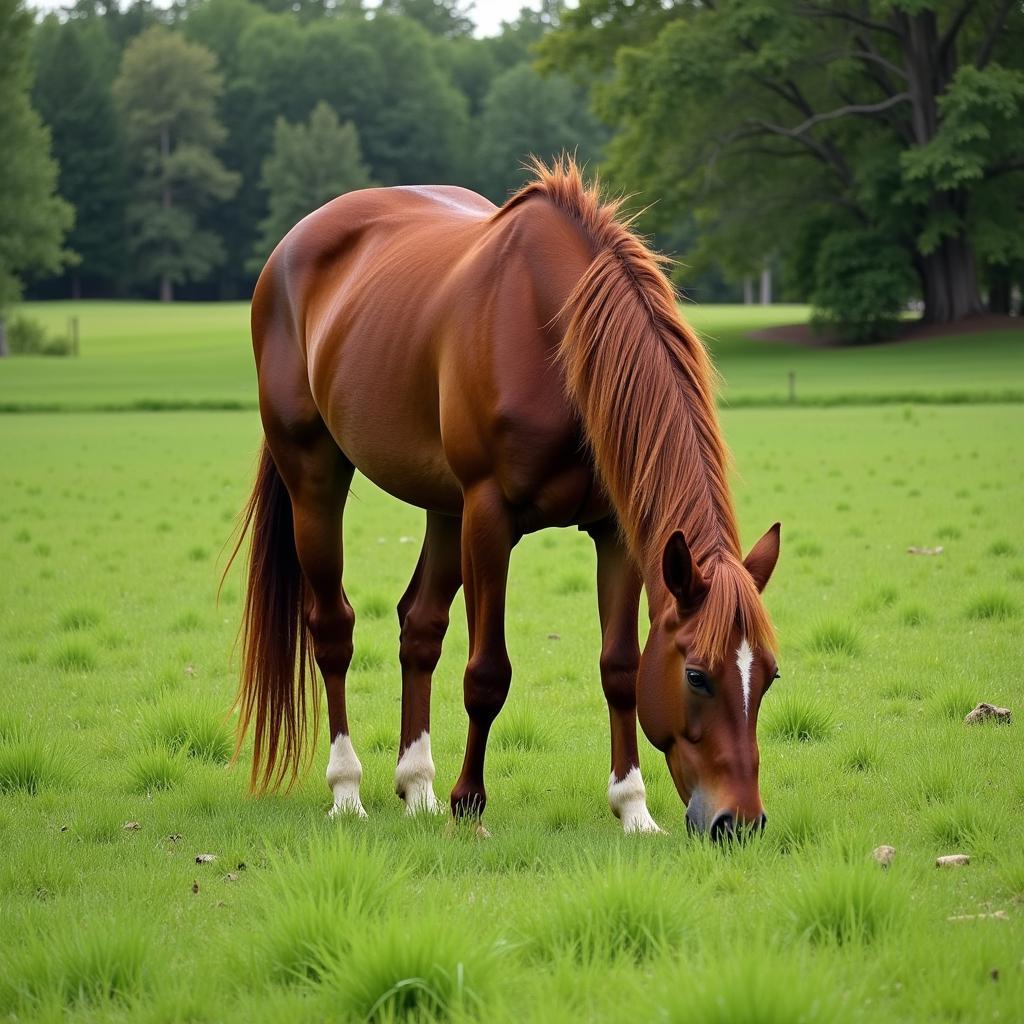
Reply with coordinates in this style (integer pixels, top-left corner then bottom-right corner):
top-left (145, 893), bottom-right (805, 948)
top-left (709, 812), bottom-right (735, 842)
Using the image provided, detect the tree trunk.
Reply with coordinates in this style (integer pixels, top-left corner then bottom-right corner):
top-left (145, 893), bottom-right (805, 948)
top-left (918, 234), bottom-right (984, 323)
top-left (160, 274), bottom-right (173, 303)
top-left (71, 269), bottom-right (82, 301)
top-left (759, 265), bottom-right (772, 305)
top-left (987, 267), bottom-right (1011, 315)
top-left (743, 276), bottom-right (754, 304)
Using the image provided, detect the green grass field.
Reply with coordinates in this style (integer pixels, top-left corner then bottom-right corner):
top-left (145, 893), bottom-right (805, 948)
top-left (3, 300), bottom-right (1023, 410)
top-left (1, 304), bottom-right (1023, 1022)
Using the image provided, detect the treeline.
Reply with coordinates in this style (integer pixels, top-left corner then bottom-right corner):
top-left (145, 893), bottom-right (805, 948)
top-left (27, 0), bottom-right (606, 301)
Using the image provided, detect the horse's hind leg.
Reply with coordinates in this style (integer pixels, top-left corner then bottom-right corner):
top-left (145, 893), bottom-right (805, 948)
top-left (588, 519), bottom-right (662, 833)
top-left (262, 401), bottom-right (363, 816)
top-left (450, 482), bottom-right (516, 825)
top-left (394, 511), bottom-right (462, 813)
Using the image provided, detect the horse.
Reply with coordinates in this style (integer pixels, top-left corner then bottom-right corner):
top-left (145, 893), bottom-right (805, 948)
top-left (230, 157), bottom-right (781, 838)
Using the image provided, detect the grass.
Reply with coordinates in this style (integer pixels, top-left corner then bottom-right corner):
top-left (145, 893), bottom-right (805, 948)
top-left (1, 304), bottom-right (1023, 1021)
top-left (3, 301), bottom-right (1022, 411)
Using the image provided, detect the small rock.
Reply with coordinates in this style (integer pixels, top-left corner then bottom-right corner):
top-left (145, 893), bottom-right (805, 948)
top-left (936, 854), bottom-right (970, 868)
top-left (191, 880), bottom-right (200, 894)
top-left (123, 821), bottom-right (141, 831)
top-left (184, 664), bottom-right (195, 677)
top-left (224, 872), bottom-right (239, 882)
top-left (907, 545), bottom-right (943, 556)
top-left (60, 824), bottom-right (68, 833)
top-left (547, 633), bottom-right (561, 641)
top-left (964, 702), bottom-right (1012, 725)
top-left (873, 844), bottom-right (896, 868)
top-left (195, 853), bottom-right (217, 864)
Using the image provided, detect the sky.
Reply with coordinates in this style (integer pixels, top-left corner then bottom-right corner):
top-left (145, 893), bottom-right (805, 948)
top-left (27, 0), bottom-right (577, 38)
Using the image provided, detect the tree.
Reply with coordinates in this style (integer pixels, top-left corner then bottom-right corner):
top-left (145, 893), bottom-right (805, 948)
top-left (113, 26), bottom-right (239, 301)
top-left (379, 0), bottom-right (474, 38)
top-left (252, 102), bottom-right (373, 267)
top-left (33, 16), bottom-right (126, 297)
top-left (543, 0), bottom-right (1024, 332)
top-left (0, 0), bottom-right (73, 345)
top-left (475, 63), bottom-right (606, 202)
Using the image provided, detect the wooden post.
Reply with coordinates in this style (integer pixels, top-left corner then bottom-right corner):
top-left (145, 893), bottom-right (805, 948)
top-left (788, 371), bottom-right (796, 403)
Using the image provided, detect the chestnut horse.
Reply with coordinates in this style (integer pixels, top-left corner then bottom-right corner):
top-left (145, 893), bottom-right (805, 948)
top-left (232, 158), bottom-right (781, 837)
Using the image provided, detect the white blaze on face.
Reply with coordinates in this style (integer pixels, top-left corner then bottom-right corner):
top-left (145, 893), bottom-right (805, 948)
top-left (395, 731), bottom-right (441, 815)
top-left (607, 767), bottom-right (663, 834)
top-left (736, 639), bottom-right (754, 720)
top-left (326, 733), bottom-right (367, 818)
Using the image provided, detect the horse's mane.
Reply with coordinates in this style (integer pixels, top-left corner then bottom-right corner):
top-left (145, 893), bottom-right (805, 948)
top-left (499, 156), bottom-right (775, 663)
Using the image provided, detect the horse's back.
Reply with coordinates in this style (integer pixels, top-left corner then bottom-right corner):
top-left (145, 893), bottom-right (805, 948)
top-left (255, 184), bottom-right (597, 519)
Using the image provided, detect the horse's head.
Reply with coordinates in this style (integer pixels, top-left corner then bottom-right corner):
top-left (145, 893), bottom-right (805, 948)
top-left (637, 524), bottom-right (781, 840)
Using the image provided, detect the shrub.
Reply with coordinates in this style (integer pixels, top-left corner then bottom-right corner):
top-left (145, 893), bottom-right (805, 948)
top-left (810, 230), bottom-right (915, 344)
top-left (6, 316), bottom-right (73, 357)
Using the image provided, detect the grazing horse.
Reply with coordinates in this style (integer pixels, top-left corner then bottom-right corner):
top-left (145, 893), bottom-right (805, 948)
top-left (231, 158), bottom-right (781, 837)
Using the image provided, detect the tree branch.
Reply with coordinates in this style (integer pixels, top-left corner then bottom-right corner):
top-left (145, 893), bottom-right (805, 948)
top-left (798, 3), bottom-right (903, 40)
top-left (751, 93), bottom-right (911, 138)
top-left (977, 0), bottom-right (1015, 68)
top-left (939, 0), bottom-right (976, 61)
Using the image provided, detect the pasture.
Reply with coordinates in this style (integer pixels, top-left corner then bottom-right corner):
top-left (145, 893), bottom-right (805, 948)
top-left (1, 304), bottom-right (1023, 1022)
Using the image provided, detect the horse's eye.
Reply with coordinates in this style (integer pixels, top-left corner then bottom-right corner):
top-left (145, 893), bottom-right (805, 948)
top-left (685, 668), bottom-right (712, 695)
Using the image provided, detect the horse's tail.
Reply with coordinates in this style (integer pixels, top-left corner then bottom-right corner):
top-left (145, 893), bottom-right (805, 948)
top-left (224, 441), bottom-right (316, 793)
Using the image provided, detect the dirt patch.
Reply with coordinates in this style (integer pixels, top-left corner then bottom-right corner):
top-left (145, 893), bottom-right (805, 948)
top-left (749, 313), bottom-right (1021, 347)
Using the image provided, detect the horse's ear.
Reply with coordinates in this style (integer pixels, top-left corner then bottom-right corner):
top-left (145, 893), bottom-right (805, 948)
top-left (662, 531), bottom-right (708, 612)
top-left (744, 522), bottom-right (781, 593)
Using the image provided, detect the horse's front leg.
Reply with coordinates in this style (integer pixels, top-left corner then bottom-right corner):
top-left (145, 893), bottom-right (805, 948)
top-left (450, 482), bottom-right (515, 828)
top-left (589, 519), bottom-right (662, 833)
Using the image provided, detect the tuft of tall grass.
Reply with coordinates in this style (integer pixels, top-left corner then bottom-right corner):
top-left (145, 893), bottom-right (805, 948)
top-left (51, 641), bottom-right (97, 672)
top-left (493, 704), bottom-right (551, 753)
top-left (839, 733), bottom-right (881, 773)
top-left (252, 833), bottom-right (407, 987)
top-left (2, 919), bottom-right (151, 1011)
top-left (807, 619), bottom-right (861, 656)
top-left (762, 693), bottom-right (834, 742)
top-left (322, 913), bottom-right (503, 1022)
top-left (899, 604), bottom-right (929, 627)
top-left (361, 593), bottom-right (391, 620)
top-left (351, 646), bottom-right (386, 672)
top-left (522, 855), bottom-right (689, 963)
top-left (930, 683), bottom-right (976, 722)
top-left (125, 746), bottom-right (186, 794)
top-left (965, 591), bottom-right (1017, 621)
top-left (146, 701), bottom-right (232, 764)
top-left (924, 800), bottom-right (985, 849)
top-left (555, 571), bottom-right (589, 595)
top-left (656, 949), bottom-right (847, 1024)
top-left (787, 862), bottom-right (902, 945)
top-left (0, 734), bottom-right (73, 794)
top-left (986, 539), bottom-right (1016, 557)
top-left (58, 605), bottom-right (101, 631)
top-left (772, 790), bottom-right (823, 852)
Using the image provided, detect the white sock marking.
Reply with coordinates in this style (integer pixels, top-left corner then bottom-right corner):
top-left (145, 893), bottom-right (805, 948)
top-left (736, 638), bottom-right (754, 720)
top-left (395, 731), bottom-right (441, 815)
top-left (326, 733), bottom-right (367, 818)
top-left (608, 767), bottom-right (662, 834)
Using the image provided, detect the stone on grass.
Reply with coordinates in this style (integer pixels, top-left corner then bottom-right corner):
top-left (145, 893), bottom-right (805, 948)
top-left (964, 702), bottom-right (1011, 725)
top-left (195, 852), bottom-right (217, 864)
top-left (936, 854), bottom-right (970, 868)
top-left (873, 845), bottom-right (896, 868)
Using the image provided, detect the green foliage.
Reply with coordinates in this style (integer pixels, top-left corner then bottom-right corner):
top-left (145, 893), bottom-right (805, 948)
top-left (543, 0), bottom-right (1024, 326)
top-left (5, 316), bottom-right (72, 356)
top-left (252, 102), bottom-right (373, 267)
top-left (810, 230), bottom-right (916, 343)
top-left (0, 0), bottom-right (73, 311)
top-left (32, 16), bottom-right (126, 295)
top-left (788, 862), bottom-right (902, 945)
top-left (112, 27), bottom-right (239, 299)
top-left (762, 693), bottom-right (834, 742)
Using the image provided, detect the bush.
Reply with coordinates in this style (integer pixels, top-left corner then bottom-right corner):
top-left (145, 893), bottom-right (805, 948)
top-left (5, 316), bottom-right (73, 357)
top-left (810, 230), bottom-right (915, 343)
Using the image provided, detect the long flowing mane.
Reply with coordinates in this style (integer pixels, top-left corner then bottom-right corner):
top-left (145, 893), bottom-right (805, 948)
top-left (499, 157), bottom-right (775, 663)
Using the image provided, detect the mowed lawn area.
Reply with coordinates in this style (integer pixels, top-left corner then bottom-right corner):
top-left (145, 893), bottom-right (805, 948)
top-left (1, 303), bottom-right (1023, 1022)
top-left (3, 300), bottom-right (1023, 409)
